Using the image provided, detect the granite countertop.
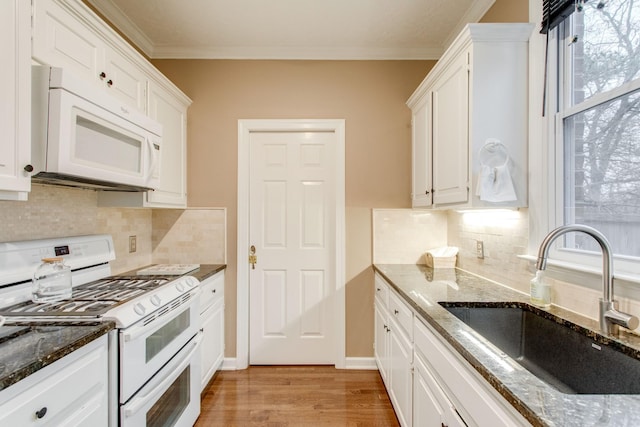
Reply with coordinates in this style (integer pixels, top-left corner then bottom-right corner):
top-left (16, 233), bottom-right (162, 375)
top-left (118, 264), bottom-right (226, 282)
top-left (187, 264), bottom-right (226, 282)
top-left (0, 321), bottom-right (114, 392)
top-left (373, 264), bottom-right (640, 427)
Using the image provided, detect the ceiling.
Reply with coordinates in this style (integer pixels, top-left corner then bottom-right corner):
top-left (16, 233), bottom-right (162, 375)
top-left (86, 0), bottom-right (496, 60)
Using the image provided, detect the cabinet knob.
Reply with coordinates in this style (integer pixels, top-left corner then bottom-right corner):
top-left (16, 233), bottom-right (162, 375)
top-left (394, 309), bottom-right (399, 315)
top-left (425, 190), bottom-right (430, 195)
top-left (376, 288), bottom-right (381, 292)
top-left (35, 407), bottom-right (47, 419)
top-left (107, 79), bottom-right (113, 87)
top-left (23, 164), bottom-right (34, 173)
top-left (212, 289), bottom-right (216, 293)
top-left (99, 71), bottom-right (106, 79)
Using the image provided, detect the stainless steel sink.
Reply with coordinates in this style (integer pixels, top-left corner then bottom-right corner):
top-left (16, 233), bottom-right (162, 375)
top-left (439, 302), bottom-right (640, 394)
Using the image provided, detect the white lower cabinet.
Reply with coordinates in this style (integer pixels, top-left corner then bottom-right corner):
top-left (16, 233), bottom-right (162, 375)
top-left (388, 316), bottom-right (413, 427)
top-left (413, 352), bottom-right (466, 427)
top-left (199, 271), bottom-right (225, 391)
top-left (374, 273), bottom-right (531, 427)
top-left (0, 334), bottom-right (109, 427)
top-left (374, 276), bottom-right (412, 427)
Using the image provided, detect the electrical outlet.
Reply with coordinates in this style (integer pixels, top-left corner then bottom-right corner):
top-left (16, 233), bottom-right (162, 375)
top-left (129, 235), bottom-right (137, 253)
top-left (476, 240), bottom-right (484, 259)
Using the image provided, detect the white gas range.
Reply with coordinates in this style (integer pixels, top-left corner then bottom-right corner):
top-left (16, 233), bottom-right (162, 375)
top-left (0, 234), bottom-right (202, 427)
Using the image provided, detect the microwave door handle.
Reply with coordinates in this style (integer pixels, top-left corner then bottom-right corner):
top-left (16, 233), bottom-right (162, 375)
top-left (146, 137), bottom-right (160, 180)
top-left (123, 332), bottom-right (202, 418)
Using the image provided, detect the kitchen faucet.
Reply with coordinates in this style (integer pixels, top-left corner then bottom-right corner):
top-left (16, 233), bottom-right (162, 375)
top-left (535, 224), bottom-right (639, 335)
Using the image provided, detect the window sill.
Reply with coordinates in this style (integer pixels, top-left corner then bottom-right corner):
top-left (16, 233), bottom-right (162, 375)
top-left (518, 255), bottom-right (640, 301)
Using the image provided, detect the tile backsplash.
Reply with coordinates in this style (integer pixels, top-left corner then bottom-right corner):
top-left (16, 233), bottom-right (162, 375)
top-left (373, 207), bottom-right (640, 331)
top-left (0, 185), bottom-right (226, 275)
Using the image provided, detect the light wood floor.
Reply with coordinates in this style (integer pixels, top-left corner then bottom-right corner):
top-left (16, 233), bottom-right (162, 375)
top-left (196, 366), bottom-right (400, 426)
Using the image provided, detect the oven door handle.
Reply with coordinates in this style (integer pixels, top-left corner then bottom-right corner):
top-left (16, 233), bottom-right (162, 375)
top-left (123, 331), bottom-right (202, 418)
top-left (122, 289), bottom-right (199, 342)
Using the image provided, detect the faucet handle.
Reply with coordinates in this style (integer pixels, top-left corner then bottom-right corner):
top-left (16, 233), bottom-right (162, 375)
top-left (606, 309), bottom-right (639, 330)
top-left (601, 299), bottom-right (639, 334)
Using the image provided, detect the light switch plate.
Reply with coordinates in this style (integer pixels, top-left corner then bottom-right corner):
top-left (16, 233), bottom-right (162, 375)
top-left (476, 240), bottom-right (484, 259)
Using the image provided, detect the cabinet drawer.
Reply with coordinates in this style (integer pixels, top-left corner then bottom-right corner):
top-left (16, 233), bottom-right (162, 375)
top-left (0, 335), bottom-right (108, 426)
top-left (199, 271), bottom-right (224, 312)
top-left (389, 291), bottom-right (413, 341)
top-left (413, 317), bottom-right (528, 427)
top-left (374, 274), bottom-right (389, 308)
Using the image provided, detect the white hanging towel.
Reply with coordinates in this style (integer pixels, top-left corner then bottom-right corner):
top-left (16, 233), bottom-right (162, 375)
top-left (475, 140), bottom-right (517, 202)
top-left (476, 163), bottom-right (517, 202)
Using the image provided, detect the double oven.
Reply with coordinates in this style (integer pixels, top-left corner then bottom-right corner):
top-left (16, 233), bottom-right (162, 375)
top-left (0, 235), bottom-right (202, 427)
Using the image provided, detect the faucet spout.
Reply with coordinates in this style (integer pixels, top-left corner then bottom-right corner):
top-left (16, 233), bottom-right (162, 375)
top-left (536, 224), bottom-right (639, 335)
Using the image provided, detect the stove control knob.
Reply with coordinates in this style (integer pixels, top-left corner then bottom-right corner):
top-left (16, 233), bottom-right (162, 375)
top-left (134, 303), bottom-right (146, 316)
top-left (150, 295), bottom-right (161, 306)
top-left (185, 277), bottom-right (198, 288)
top-left (176, 282), bottom-right (185, 292)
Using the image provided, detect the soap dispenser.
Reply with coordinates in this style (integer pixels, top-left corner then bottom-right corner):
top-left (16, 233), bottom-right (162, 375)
top-left (530, 270), bottom-right (551, 308)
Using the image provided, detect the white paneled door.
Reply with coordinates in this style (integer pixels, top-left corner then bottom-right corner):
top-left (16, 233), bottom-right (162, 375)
top-left (249, 130), bottom-right (336, 364)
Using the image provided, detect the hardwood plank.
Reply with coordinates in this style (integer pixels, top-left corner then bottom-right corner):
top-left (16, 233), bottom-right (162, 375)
top-left (196, 366), bottom-right (400, 426)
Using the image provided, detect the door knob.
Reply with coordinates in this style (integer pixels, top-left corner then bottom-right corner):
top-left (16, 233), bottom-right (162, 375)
top-left (249, 245), bottom-right (257, 269)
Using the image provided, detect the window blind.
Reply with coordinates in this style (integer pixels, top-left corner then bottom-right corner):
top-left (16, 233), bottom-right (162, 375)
top-left (541, 0), bottom-right (577, 33)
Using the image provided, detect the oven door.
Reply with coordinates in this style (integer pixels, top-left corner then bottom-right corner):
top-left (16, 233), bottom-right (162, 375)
top-left (119, 292), bottom-right (200, 402)
top-left (121, 332), bottom-right (202, 427)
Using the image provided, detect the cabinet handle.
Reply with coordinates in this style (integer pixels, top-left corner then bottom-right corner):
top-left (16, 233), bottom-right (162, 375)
top-left (35, 407), bottom-right (47, 419)
top-left (107, 79), bottom-right (114, 87)
top-left (99, 71), bottom-right (106, 80)
top-left (425, 190), bottom-right (430, 195)
top-left (394, 309), bottom-right (399, 315)
top-left (376, 287), bottom-right (381, 292)
top-left (23, 164), bottom-right (34, 173)
top-left (212, 289), bottom-right (216, 293)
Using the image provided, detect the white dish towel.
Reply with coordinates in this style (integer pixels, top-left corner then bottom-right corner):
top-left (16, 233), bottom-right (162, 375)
top-left (476, 163), bottom-right (517, 202)
top-left (475, 139), bottom-right (517, 203)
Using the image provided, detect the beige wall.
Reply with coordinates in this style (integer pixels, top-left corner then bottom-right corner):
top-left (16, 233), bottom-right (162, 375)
top-left (151, 59), bottom-right (433, 357)
top-left (150, 0), bottom-right (528, 361)
top-left (481, 0), bottom-right (529, 23)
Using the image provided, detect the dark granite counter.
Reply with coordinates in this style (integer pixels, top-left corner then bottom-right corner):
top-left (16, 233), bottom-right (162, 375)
top-left (118, 264), bottom-right (226, 282)
top-left (187, 264), bottom-right (226, 282)
top-left (0, 321), bottom-right (114, 392)
top-left (373, 264), bottom-right (640, 427)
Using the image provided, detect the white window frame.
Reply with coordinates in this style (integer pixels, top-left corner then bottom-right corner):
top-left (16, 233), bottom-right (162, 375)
top-left (528, 0), bottom-right (640, 285)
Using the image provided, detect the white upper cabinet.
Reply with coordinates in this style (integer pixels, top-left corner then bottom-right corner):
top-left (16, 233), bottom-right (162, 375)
top-left (411, 96), bottom-right (432, 207)
top-left (104, 46), bottom-right (148, 112)
top-left (0, 0), bottom-right (31, 200)
top-left (32, 0), bottom-right (147, 112)
top-left (408, 23), bottom-right (534, 209)
top-left (33, 0), bottom-right (192, 208)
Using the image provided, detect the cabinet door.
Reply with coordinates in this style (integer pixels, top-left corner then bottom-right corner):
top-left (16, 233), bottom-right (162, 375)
top-left (104, 46), bottom-right (147, 112)
top-left (411, 97), bottom-right (432, 207)
top-left (432, 51), bottom-right (469, 206)
top-left (0, 0), bottom-right (30, 199)
top-left (388, 318), bottom-right (412, 427)
top-left (0, 335), bottom-right (108, 427)
top-left (414, 353), bottom-right (467, 427)
top-left (201, 299), bottom-right (224, 391)
top-left (147, 81), bottom-right (188, 207)
top-left (374, 301), bottom-right (389, 384)
top-left (32, 0), bottom-right (104, 84)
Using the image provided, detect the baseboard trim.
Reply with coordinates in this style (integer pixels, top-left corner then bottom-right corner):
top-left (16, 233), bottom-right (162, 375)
top-left (219, 356), bottom-right (378, 371)
top-left (344, 357), bottom-right (378, 370)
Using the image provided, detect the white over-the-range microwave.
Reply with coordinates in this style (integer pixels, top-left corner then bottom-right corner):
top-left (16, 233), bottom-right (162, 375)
top-left (30, 66), bottom-right (162, 192)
